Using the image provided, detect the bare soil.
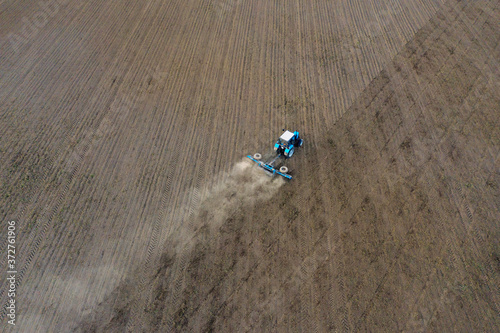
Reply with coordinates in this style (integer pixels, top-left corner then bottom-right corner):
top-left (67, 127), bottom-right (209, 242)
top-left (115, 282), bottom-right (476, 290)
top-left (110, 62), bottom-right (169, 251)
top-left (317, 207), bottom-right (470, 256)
top-left (0, 0), bottom-right (498, 332)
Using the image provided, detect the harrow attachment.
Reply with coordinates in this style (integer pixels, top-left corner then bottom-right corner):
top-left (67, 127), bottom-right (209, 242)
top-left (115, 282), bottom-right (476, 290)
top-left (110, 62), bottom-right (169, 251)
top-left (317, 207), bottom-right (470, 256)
top-left (246, 129), bottom-right (303, 180)
top-left (246, 154), bottom-right (292, 180)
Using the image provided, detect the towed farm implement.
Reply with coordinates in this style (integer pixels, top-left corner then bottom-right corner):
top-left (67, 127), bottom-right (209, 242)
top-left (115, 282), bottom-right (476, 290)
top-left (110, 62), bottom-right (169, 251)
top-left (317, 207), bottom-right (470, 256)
top-left (247, 130), bottom-right (304, 180)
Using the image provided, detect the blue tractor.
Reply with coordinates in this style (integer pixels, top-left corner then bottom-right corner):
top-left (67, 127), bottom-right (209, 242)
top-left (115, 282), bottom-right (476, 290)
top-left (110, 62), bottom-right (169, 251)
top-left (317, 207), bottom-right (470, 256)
top-left (247, 130), bottom-right (304, 180)
top-left (273, 130), bottom-right (304, 158)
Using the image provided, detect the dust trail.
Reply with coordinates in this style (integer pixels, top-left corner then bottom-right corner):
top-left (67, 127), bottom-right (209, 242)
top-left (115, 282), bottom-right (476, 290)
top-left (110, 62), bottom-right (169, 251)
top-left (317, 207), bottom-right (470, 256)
top-left (76, 158), bottom-right (286, 332)
top-left (18, 264), bottom-right (121, 332)
top-left (200, 159), bottom-right (284, 226)
top-left (152, 158), bottom-right (286, 330)
top-left (172, 158), bottom-right (285, 254)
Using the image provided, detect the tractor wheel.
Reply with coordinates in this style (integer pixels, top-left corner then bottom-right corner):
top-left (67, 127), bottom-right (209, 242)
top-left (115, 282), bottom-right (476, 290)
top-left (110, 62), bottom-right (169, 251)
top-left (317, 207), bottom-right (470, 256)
top-left (279, 166), bottom-right (288, 173)
top-left (287, 147), bottom-right (294, 158)
top-left (254, 153), bottom-right (262, 160)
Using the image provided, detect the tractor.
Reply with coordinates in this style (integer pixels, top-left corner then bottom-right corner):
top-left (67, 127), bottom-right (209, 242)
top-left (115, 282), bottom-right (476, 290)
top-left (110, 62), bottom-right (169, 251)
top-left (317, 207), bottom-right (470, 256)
top-left (274, 130), bottom-right (304, 158)
top-left (247, 129), bottom-right (304, 180)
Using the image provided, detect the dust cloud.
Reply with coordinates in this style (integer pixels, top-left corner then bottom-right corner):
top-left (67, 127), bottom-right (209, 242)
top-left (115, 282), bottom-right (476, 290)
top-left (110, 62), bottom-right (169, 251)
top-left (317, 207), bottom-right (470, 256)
top-left (76, 159), bottom-right (286, 332)
top-left (172, 158), bottom-right (285, 253)
top-left (200, 159), bottom-right (284, 228)
top-left (19, 264), bottom-right (121, 332)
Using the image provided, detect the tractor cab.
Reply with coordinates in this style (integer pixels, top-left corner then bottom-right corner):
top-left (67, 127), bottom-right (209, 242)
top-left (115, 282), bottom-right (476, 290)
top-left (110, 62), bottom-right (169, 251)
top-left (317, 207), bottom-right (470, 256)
top-left (274, 130), bottom-right (303, 157)
top-left (277, 130), bottom-right (294, 147)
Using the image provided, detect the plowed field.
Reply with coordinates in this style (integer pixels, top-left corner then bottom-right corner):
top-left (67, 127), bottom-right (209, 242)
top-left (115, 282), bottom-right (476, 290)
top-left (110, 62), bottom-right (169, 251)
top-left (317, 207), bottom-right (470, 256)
top-left (0, 0), bottom-right (498, 331)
